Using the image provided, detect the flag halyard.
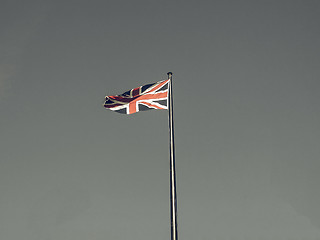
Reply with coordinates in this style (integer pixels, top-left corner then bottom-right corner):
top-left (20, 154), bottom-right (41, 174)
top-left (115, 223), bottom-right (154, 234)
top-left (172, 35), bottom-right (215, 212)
top-left (104, 79), bottom-right (169, 114)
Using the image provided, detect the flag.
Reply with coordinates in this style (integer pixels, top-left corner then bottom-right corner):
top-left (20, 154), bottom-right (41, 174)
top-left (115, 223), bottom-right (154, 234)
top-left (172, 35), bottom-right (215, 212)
top-left (103, 79), bottom-right (169, 114)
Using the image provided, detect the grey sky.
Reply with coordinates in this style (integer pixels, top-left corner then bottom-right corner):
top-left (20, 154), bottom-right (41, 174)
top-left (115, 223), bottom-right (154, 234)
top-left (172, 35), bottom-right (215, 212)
top-left (1, 0), bottom-right (320, 239)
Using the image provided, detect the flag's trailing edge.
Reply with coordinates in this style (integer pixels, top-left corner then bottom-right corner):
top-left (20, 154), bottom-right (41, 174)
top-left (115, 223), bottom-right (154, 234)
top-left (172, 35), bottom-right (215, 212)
top-left (104, 79), bottom-right (169, 114)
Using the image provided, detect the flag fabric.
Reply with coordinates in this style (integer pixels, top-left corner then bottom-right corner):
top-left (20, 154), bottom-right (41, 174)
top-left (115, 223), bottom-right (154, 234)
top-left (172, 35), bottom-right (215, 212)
top-left (103, 79), bottom-right (169, 114)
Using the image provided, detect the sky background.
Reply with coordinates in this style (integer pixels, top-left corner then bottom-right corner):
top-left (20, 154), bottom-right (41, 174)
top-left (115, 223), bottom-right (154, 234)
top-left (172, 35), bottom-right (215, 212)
top-left (1, 0), bottom-right (320, 239)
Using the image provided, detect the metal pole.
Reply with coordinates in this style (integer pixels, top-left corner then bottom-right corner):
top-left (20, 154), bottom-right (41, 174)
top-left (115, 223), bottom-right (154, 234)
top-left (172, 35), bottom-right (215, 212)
top-left (167, 72), bottom-right (178, 240)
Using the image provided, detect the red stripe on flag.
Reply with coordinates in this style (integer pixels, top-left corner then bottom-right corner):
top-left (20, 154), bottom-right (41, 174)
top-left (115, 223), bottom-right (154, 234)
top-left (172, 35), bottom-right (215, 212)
top-left (128, 101), bottom-right (137, 114)
top-left (132, 87), bottom-right (140, 97)
top-left (136, 91), bottom-right (168, 101)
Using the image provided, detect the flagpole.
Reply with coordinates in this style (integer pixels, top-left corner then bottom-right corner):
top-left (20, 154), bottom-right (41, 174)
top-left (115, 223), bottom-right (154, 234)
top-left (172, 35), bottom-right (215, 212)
top-left (167, 72), bottom-right (178, 240)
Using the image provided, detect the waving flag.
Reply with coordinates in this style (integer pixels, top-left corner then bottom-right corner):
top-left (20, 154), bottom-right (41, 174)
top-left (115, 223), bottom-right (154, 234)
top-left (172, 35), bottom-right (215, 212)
top-left (103, 79), bottom-right (169, 114)
top-left (103, 73), bottom-right (178, 240)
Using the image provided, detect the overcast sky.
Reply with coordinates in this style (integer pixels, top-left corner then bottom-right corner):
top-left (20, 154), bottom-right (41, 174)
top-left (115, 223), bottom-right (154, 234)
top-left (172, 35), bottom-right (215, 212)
top-left (1, 0), bottom-right (320, 239)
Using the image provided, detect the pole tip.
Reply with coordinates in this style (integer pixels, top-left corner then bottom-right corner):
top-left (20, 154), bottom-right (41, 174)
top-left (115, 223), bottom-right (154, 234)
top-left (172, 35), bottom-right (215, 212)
top-left (167, 72), bottom-right (173, 77)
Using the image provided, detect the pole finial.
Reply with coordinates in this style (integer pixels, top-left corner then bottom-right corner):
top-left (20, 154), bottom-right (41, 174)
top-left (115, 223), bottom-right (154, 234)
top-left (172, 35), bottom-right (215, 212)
top-left (167, 72), bottom-right (173, 78)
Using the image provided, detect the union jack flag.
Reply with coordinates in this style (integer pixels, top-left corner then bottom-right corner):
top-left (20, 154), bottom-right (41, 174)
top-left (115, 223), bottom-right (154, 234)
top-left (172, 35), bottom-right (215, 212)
top-left (103, 79), bottom-right (169, 114)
